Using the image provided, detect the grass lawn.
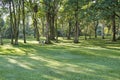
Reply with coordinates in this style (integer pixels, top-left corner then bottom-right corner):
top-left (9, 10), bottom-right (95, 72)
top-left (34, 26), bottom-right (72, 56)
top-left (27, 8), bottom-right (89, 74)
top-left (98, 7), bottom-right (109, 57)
top-left (0, 37), bottom-right (120, 80)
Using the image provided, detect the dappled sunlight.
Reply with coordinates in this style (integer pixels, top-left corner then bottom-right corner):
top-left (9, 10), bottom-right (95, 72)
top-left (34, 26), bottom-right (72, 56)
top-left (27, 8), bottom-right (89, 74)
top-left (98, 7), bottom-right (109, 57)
top-left (57, 64), bottom-right (95, 74)
top-left (85, 47), bottom-right (120, 59)
top-left (82, 63), bottom-right (111, 71)
top-left (68, 46), bottom-right (120, 59)
top-left (0, 0), bottom-right (120, 78)
top-left (54, 40), bottom-right (83, 48)
top-left (106, 46), bottom-right (120, 50)
top-left (42, 75), bottom-right (61, 80)
top-left (0, 44), bottom-right (26, 55)
top-left (8, 58), bottom-right (17, 64)
top-left (0, 51), bottom-right (120, 80)
top-left (30, 55), bottom-right (96, 74)
top-left (85, 46), bottom-right (107, 50)
top-left (29, 55), bottom-right (93, 73)
top-left (98, 74), bottom-right (120, 80)
top-left (0, 38), bottom-right (120, 80)
top-left (25, 40), bottom-right (39, 44)
top-left (18, 40), bottom-right (39, 44)
top-left (30, 56), bottom-right (62, 67)
top-left (7, 57), bottom-right (33, 70)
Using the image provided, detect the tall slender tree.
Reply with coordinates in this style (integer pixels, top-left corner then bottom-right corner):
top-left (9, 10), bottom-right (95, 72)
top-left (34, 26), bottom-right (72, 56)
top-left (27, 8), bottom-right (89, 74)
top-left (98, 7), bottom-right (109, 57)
top-left (8, 0), bottom-right (14, 44)
top-left (22, 0), bottom-right (26, 43)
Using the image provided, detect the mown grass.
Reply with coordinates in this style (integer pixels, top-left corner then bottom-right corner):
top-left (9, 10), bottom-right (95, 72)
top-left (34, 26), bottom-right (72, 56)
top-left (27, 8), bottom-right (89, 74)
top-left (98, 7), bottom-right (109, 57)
top-left (0, 37), bottom-right (120, 80)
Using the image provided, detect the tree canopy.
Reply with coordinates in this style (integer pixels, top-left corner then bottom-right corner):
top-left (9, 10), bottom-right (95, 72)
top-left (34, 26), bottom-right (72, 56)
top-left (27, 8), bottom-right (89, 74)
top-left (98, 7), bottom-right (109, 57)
top-left (0, 0), bottom-right (120, 45)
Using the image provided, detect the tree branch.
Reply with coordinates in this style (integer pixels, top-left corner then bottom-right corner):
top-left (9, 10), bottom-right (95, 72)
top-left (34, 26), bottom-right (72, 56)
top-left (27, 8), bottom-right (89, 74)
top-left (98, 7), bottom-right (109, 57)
top-left (115, 13), bottom-right (120, 19)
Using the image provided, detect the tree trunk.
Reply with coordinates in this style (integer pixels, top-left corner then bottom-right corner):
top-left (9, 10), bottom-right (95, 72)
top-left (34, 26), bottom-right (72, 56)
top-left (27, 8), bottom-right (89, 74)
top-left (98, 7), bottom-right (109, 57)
top-left (67, 20), bottom-right (72, 40)
top-left (85, 34), bottom-right (87, 40)
top-left (85, 25), bottom-right (88, 40)
top-left (33, 16), bottom-right (40, 41)
top-left (35, 18), bottom-right (40, 41)
top-left (0, 36), bottom-right (3, 45)
top-left (74, 0), bottom-right (79, 43)
top-left (61, 21), bottom-right (65, 39)
top-left (50, 15), bottom-right (55, 40)
top-left (41, 17), bottom-right (45, 36)
top-left (0, 28), bottom-right (3, 45)
top-left (45, 22), bottom-right (50, 44)
top-left (101, 25), bottom-right (105, 39)
top-left (55, 16), bottom-right (58, 42)
top-left (12, 0), bottom-right (18, 45)
top-left (15, 0), bottom-right (21, 45)
top-left (89, 31), bottom-right (91, 39)
top-left (22, 0), bottom-right (26, 43)
top-left (9, 1), bottom-right (14, 44)
top-left (35, 13), bottom-right (40, 41)
top-left (94, 20), bottom-right (98, 38)
top-left (112, 11), bottom-right (116, 41)
top-left (45, 1), bottom-right (51, 44)
top-left (74, 17), bottom-right (79, 43)
top-left (45, 13), bottom-right (51, 44)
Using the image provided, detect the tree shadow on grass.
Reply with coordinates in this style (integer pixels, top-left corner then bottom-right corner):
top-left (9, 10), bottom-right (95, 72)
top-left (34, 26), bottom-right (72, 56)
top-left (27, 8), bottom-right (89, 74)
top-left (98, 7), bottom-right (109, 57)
top-left (0, 55), bottom-right (65, 80)
top-left (34, 44), bottom-right (120, 80)
top-left (0, 40), bottom-right (120, 80)
top-left (1, 53), bottom-right (119, 80)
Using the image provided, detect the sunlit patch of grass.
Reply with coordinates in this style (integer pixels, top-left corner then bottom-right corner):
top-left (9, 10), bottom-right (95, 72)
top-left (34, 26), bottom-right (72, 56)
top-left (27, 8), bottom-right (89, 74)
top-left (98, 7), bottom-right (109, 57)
top-left (0, 44), bottom-right (25, 56)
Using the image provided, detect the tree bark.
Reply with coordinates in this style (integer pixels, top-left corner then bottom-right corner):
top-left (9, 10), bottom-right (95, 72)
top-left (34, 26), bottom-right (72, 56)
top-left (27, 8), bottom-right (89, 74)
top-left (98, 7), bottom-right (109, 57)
top-left (74, 0), bottom-right (79, 43)
top-left (94, 20), bottom-right (98, 38)
top-left (50, 15), bottom-right (55, 40)
top-left (112, 0), bottom-right (117, 41)
top-left (12, 0), bottom-right (18, 45)
top-left (34, 13), bottom-right (40, 41)
top-left (55, 16), bottom-right (58, 42)
top-left (45, 13), bottom-right (51, 44)
top-left (9, 1), bottom-right (14, 44)
top-left (0, 28), bottom-right (3, 45)
top-left (85, 25), bottom-right (88, 40)
top-left (15, 0), bottom-right (21, 45)
top-left (45, 1), bottom-right (51, 44)
top-left (22, 0), bottom-right (26, 43)
top-left (67, 20), bottom-right (72, 40)
top-left (41, 17), bottom-right (45, 36)
top-left (33, 3), bottom-right (40, 42)
top-left (112, 11), bottom-right (116, 41)
top-left (102, 26), bottom-right (105, 39)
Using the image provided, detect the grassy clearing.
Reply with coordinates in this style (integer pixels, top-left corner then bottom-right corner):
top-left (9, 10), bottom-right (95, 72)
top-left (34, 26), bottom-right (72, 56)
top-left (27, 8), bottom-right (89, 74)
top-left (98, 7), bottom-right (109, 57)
top-left (0, 37), bottom-right (120, 80)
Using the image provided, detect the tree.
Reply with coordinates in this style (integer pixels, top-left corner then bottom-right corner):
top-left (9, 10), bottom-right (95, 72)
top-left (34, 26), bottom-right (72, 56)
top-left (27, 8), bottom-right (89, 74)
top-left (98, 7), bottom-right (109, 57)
top-left (0, 17), bottom-right (4, 45)
top-left (94, 0), bottom-right (120, 41)
top-left (64, 0), bottom-right (88, 43)
top-left (22, 0), bottom-right (26, 43)
top-left (8, 0), bottom-right (14, 44)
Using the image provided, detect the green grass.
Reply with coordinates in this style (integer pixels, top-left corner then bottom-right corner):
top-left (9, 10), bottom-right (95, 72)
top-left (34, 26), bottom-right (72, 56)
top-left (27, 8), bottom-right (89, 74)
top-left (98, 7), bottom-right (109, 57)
top-left (0, 37), bottom-right (120, 80)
